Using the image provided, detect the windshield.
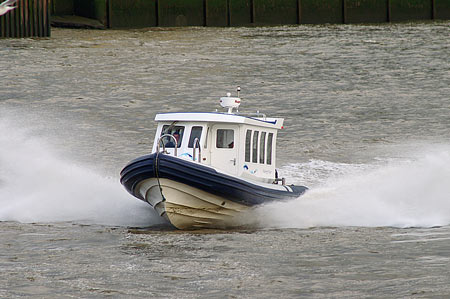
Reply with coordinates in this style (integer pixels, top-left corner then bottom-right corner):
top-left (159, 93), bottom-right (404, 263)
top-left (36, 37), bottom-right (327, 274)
top-left (161, 125), bottom-right (184, 148)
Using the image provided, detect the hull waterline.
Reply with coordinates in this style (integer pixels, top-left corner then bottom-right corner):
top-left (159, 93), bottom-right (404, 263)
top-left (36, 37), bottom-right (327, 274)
top-left (120, 153), bottom-right (307, 229)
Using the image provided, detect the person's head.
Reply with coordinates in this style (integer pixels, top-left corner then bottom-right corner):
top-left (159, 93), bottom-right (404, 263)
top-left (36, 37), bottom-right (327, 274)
top-left (173, 132), bottom-right (180, 141)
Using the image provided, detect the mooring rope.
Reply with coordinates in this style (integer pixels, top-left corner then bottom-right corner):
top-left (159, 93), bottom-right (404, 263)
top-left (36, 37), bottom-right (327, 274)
top-left (154, 151), bottom-right (166, 204)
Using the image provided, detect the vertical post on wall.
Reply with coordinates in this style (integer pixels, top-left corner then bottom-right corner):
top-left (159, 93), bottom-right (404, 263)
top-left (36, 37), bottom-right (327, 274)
top-left (250, 0), bottom-right (255, 23)
top-left (46, 0), bottom-right (50, 36)
top-left (30, 0), bottom-right (35, 36)
top-left (33, 0), bottom-right (37, 36)
top-left (38, 0), bottom-right (43, 37)
top-left (1, 9), bottom-right (4, 36)
top-left (227, 0), bottom-right (230, 26)
top-left (342, 0), bottom-right (347, 24)
top-left (155, 0), bottom-right (159, 27)
top-left (387, 0), bottom-right (392, 22)
top-left (106, 0), bottom-right (111, 28)
top-left (10, 11), bottom-right (13, 36)
top-left (1, 13), bottom-right (4, 36)
top-left (6, 13), bottom-right (10, 37)
top-left (14, 1), bottom-right (19, 36)
top-left (387, 0), bottom-right (391, 22)
top-left (22, 0), bottom-right (27, 36)
top-left (431, 0), bottom-right (436, 19)
top-left (19, 0), bottom-right (23, 37)
top-left (43, 0), bottom-right (47, 36)
top-left (6, 7), bottom-right (10, 36)
top-left (203, 0), bottom-right (207, 26)
top-left (0, 0), bottom-right (52, 38)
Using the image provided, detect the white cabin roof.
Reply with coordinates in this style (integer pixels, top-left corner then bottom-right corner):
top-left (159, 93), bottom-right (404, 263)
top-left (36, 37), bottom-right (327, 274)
top-left (155, 112), bottom-right (284, 129)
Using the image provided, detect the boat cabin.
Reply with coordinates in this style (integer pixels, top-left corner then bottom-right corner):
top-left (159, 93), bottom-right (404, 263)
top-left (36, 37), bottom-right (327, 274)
top-left (151, 94), bottom-right (284, 184)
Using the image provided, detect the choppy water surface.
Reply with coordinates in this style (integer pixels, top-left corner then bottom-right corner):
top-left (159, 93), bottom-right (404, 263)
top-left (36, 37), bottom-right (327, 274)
top-left (1, 22), bottom-right (450, 297)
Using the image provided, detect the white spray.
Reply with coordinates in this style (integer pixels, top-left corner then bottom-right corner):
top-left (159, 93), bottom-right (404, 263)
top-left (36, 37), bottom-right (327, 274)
top-left (0, 118), bottom-right (165, 227)
top-left (256, 151), bottom-right (450, 228)
top-left (2, 117), bottom-right (450, 229)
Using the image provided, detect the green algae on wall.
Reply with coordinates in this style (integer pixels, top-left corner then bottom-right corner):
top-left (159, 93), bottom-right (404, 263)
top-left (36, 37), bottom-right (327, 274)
top-left (49, 0), bottom-right (450, 29)
top-left (345, 0), bottom-right (388, 23)
top-left (300, 0), bottom-right (344, 24)
top-left (254, 0), bottom-right (298, 25)
top-left (158, 0), bottom-right (204, 26)
top-left (110, 0), bottom-right (157, 28)
top-left (75, 0), bottom-right (108, 26)
top-left (205, 0), bottom-right (228, 26)
top-left (435, 0), bottom-right (450, 19)
top-left (389, 0), bottom-right (432, 21)
top-left (229, 0), bottom-right (252, 26)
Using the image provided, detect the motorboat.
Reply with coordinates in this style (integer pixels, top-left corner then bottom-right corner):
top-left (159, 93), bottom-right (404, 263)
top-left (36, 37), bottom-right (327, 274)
top-left (120, 88), bottom-right (307, 229)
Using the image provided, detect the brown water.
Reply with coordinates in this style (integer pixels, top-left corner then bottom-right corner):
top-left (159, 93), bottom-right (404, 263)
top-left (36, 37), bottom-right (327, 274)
top-left (1, 22), bottom-right (450, 297)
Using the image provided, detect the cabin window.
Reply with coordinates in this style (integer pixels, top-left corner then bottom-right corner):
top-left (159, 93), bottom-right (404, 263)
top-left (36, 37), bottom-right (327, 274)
top-left (267, 133), bottom-right (273, 165)
top-left (161, 125), bottom-right (184, 148)
top-left (188, 126), bottom-right (203, 148)
top-left (216, 129), bottom-right (234, 148)
top-left (245, 130), bottom-right (252, 162)
top-left (260, 132), bottom-right (266, 164)
top-left (252, 131), bottom-right (259, 163)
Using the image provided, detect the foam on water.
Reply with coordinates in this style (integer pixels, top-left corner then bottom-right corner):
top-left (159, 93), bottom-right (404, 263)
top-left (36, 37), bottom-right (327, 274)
top-left (0, 119), bottom-right (165, 227)
top-left (2, 117), bottom-right (450, 229)
top-left (256, 150), bottom-right (450, 228)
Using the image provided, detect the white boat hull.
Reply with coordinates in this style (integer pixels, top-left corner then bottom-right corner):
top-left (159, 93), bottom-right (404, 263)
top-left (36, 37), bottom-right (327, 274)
top-left (136, 178), bottom-right (248, 229)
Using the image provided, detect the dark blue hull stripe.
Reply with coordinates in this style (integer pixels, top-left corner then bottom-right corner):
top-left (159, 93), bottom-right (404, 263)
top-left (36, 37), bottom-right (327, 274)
top-left (120, 153), bottom-right (307, 207)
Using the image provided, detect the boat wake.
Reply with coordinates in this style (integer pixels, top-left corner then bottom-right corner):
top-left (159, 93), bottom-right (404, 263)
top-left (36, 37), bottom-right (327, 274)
top-left (0, 119), bottom-right (165, 227)
top-left (2, 117), bottom-right (449, 229)
top-left (255, 150), bottom-right (450, 229)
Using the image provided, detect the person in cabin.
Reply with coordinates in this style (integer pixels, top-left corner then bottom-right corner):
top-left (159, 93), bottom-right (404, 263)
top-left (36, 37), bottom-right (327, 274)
top-left (165, 132), bottom-right (180, 148)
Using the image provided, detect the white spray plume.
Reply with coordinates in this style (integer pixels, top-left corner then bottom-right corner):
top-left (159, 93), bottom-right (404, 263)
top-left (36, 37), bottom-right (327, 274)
top-left (255, 151), bottom-right (450, 229)
top-left (0, 119), bottom-right (165, 227)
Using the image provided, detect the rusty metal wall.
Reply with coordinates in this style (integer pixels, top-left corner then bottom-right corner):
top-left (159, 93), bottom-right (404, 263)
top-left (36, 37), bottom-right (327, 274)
top-left (0, 0), bottom-right (50, 38)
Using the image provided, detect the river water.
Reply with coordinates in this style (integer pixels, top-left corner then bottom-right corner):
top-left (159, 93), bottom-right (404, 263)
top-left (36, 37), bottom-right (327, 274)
top-left (1, 22), bottom-right (450, 297)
